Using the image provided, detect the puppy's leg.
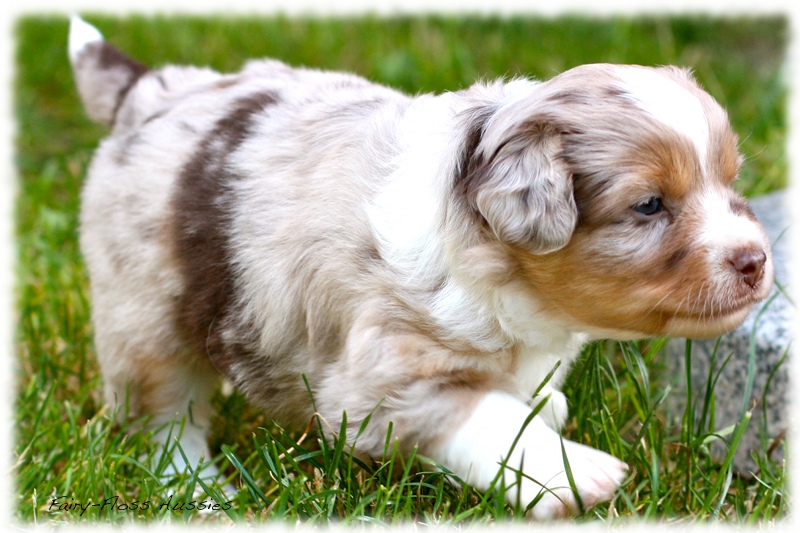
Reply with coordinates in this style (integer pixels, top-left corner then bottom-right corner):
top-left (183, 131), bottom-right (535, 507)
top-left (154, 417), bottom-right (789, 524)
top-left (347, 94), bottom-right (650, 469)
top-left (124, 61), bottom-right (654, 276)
top-left (315, 325), bottom-right (625, 518)
top-left (97, 335), bottom-right (221, 477)
top-left (135, 359), bottom-right (220, 480)
top-left (432, 391), bottom-right (628, 519)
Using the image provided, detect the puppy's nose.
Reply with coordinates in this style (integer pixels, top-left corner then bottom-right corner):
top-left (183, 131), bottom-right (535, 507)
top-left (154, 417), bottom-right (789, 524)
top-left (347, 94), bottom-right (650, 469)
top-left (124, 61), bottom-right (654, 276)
top-left (728, 248), bottom-right (767, 288)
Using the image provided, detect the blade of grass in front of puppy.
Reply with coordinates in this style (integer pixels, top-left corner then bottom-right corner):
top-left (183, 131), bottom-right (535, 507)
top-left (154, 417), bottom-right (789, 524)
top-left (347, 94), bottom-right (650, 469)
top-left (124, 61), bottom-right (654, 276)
top-left (531, 360), bottom-right (562, 398)
top-left (704, 411), bottom-right (751, 517)
top-left (619, 341), bottom-right (664, 464)
top-left (222, 443), bottom-right (268, 509)
top-left (339, 411), bottom-right (376, 494)
top-left (694, 326), bottom-right (757, 516)
top-left (382, 419), bottom-right (395, 461)
top-left (272, 429), bottom-right (305, 474)
top-left (648, 447), bottom-right (660, 508)
top-left (151, 419), bottom-right (181, 477)
top-left (21, 380), bottom-right (55, 451)
top-left (620, 341), bottom-right (651, 417)
top-left (174, 444), bottom-right (239, 521)
top-left (759, 347), bottom-right (789, 457)
top-left (681, 338), bottom-right (695, 508)
top-left (626, 385), bottom-right (671, 464)
top-left (740, 293), bottom-right (778, 420)
top-left (697, 338), bottom-right (722, 435)
top-left (192, 470), bottom-right (240, 521)
top-left (110, 453), bottom-right (157, 480)
top-left (326, 410), bottom-right (348, 478)
top-left (701, 348), bottom-right (738, 444)
top-left (302, 373), bottom-right (329, 457)
top-left (479, 362), bottom-right (567, 515)
top-left (182, 456), bottom-right (201, 522)
top-left (698, 297), bottom-right (772, 516)
top-left (559, 436), bottom-right (585, 516)
top-left (255, 434), bottom-right (281, 482)
top-left (711, 303), bottom-right (764, 516)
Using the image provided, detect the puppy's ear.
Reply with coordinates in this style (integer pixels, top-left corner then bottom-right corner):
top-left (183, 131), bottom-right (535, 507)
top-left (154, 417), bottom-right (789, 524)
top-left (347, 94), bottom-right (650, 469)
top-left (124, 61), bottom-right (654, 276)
top-left (461, 103), bottom-right (577, 255)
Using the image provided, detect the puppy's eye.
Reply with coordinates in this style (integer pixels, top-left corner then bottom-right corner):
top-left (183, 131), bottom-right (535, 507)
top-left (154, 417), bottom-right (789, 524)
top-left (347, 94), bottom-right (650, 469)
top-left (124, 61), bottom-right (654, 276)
top-left (633, 196), bottom-right (663, 216)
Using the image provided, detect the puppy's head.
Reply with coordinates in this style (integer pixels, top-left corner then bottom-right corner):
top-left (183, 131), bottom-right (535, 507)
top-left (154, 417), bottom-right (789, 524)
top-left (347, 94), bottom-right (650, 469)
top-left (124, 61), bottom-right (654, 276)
top-left (462, 64), bottom-right (773, 339)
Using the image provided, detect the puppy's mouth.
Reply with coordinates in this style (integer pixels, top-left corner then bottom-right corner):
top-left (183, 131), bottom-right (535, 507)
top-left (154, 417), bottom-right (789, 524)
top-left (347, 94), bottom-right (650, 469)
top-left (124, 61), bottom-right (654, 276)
top-left (659, 263), bottom-right (774, 338)
top-left (666, 299), bottom-right (758, 339)
top-left (677, 298), bottom-right (754, 321)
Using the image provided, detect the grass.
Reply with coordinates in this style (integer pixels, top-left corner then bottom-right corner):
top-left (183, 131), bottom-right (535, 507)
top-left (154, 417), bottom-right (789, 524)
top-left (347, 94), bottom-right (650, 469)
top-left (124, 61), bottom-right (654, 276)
top-left (13, 13), bottom-right (788, 526)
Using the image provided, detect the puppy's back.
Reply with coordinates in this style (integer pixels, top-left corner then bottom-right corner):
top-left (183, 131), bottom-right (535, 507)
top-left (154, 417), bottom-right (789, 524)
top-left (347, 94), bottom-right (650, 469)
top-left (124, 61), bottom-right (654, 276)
top-left (73, 17), bottom-right (417, 424)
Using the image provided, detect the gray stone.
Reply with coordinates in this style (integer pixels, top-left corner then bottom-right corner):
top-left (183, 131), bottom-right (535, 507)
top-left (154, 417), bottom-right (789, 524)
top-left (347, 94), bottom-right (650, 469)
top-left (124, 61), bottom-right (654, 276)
top-left (664, 189), bottom-right (792, 474)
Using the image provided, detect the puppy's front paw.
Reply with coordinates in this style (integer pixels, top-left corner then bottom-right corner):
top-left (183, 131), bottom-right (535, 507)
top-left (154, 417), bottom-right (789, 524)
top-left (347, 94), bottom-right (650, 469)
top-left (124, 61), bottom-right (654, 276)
top-left (434, 392), bottom-right (627, 520)
top-left (525, 440), bottom-right (628, 520)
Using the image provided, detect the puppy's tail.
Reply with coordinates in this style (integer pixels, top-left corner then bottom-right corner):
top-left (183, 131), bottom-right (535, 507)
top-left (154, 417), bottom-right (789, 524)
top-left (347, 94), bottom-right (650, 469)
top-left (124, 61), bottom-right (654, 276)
top-left (68, 15), bottom-right (148, 126)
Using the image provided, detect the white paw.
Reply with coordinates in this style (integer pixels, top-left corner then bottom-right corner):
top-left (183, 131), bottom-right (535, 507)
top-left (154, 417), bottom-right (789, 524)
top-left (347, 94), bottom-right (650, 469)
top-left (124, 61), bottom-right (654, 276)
top-left (433, 392), bottom-right (627, 520)
top-left (150, 420), bottom-right (237, 499)
top-left (523, 439), bottom-right (628, 520)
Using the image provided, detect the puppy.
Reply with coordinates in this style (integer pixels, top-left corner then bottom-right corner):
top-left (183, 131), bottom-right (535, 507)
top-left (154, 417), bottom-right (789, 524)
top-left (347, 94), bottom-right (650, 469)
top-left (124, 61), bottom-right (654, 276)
top-left (69, 16), bottom-right (772, 519)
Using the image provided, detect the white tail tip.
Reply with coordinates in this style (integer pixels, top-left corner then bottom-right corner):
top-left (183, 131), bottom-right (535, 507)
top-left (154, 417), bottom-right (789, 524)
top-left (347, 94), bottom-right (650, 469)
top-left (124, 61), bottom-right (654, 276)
top-left (69, 15), bottom-right (104, 63)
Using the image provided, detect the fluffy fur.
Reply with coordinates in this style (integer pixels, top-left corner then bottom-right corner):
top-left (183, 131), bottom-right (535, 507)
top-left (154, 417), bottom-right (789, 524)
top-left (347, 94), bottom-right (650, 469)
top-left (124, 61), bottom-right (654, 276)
top-left (69, 16), bottom-right (772, 519)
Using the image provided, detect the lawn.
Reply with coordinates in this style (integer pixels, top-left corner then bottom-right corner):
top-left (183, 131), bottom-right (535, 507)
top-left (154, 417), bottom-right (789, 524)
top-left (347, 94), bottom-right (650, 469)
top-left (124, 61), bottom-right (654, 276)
top-left (13, 13), bottom-right (788, 525)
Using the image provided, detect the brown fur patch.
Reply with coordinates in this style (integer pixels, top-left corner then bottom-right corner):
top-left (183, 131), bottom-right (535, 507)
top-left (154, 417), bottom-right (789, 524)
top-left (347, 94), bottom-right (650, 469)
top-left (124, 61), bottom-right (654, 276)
top-left (171, 91), bottom-right (278, 372)
top-left (510, 183), bottom-right (736, 337)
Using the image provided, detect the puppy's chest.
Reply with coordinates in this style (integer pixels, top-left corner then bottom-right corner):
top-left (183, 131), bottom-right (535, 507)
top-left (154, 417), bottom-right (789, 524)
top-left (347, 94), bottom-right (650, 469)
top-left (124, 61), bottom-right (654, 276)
top-left (492, 288), bottom-right (585, 397)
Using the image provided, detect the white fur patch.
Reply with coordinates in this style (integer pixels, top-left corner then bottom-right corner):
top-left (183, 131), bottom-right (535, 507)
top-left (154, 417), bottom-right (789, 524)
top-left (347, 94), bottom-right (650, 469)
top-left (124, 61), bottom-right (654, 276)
top-left (69, 15), bottom-right (103, 63)
top-left (433, 391), bottom-right (627, 519)
top-left (367, 93), bottom-right (460, 283)
top-left (429, 279), bottom-right (506, 353)
top-left (699, 187), bottom-right (768, 260)
top-left (616, 67), bottom-right (709, 168)
top-left (494, 281), bottom-right (578, 350)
